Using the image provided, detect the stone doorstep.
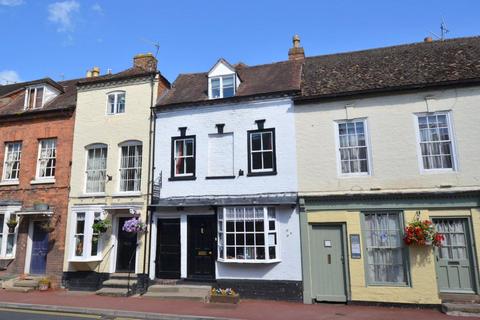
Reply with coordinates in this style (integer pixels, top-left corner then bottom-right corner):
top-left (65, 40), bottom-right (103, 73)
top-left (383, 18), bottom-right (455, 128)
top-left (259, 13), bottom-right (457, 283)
top-left (144, 284), bottom-right (212, 302)
top-left (13, 279), bottom-right (40, 288)
top-left (4, 286), bottom-right (33, 293)
top-left (109, 273), bottom-right (138, 280)
top-left (143, 291), bottom-right (210, 302)
top-left (148, 284), bottom-right (212, 293)
top-left (440, 293), bottom-right (480, 304)
top-left (102, 279), bottom-right (138, 288)
top-left (95, 287), bottom-right (130, 297)
top-left (442, 302), bottom-right (480, 316)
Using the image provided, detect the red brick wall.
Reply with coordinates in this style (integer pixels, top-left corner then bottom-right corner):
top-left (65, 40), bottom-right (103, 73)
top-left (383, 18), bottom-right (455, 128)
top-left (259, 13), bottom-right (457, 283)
top-left (0, 112), bottom-right (75, 286)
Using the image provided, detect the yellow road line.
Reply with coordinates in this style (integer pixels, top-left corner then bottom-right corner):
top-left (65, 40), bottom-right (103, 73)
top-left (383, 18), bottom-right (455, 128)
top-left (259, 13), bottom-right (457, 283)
top-left (0, 307), bottom-right (101, 318)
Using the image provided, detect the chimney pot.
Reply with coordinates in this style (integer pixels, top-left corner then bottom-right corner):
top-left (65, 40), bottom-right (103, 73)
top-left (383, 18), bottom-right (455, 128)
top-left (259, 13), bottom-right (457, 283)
top-left (133, 53), bottom-right (158, 72)
top-left (288, 34), bottom-right (305, 61)
top-left (424, 36), bottom-right (433, 43)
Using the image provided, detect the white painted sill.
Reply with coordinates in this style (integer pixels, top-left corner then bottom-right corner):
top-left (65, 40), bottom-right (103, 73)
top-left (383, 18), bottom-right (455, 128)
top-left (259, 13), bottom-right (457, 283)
top-left (30, 178), bottom-right (56, 185)
top-left (111, 192), bottom-right (142, 198)
top-left (68, 256), bottom-right (103, 263)
top-left (217, 258), bottom-right (281, 264)
top-left (77, 193), bottom-right (107, 198)
top-left (0, 180), bottom-right (19, 186)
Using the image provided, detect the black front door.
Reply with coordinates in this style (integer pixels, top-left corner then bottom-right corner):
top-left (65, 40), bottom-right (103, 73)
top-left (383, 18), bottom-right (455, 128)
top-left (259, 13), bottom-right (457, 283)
top-left (116, 217), bottom-right (137, 272)
top-left (188, 215), bottom-right (216, 279)
top-left (156, 219), bottom-right (181, 279)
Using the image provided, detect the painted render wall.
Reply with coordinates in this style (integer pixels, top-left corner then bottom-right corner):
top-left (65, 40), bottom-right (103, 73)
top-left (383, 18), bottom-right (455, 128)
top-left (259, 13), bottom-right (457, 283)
top-left (154, 98), bottom-right (298, 198)
top-left (305, 208), bottom-right (480, 305)
top-left (295, 86), bottom-right (480, 195)
top-left (64, 77), bottom-right (158, 273)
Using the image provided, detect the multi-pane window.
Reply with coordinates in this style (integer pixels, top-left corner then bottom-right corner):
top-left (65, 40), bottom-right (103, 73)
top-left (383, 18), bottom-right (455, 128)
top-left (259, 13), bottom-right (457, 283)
top-left (37, 139), bottom-right (57, 179)
top-left (218, 207), bottom-right (278, 262)
top-left (0, 213), bottom-right (17, 258)
top-left (2, 142), bottom-right (22, 181)
top-left (74, 212), bottom-right (85, 257)
top-left (172, 137), bottom-right (195, 177)
top-left (337, 120), bottom-right (369, 174)
top-left (210, 75), bottom-right (235, 99)
top-left (248, 129), bottom-right (276, 174)
top-left (91, 212), bottom-right (101, 257)
top-left (363, 212), bottom-right (408, 285)
top-left (107, 91), bottom-right (126, 114)
top-left (119, 144), bottom-right (142, 192)
top-left (435, 219), bottom-right (468, 261)
top-left (85, 145), bottom-right (107, 193)
top-left (25, 87), bottom-right (44, 110)
top-left (417, 113), bottom-right (455, 170)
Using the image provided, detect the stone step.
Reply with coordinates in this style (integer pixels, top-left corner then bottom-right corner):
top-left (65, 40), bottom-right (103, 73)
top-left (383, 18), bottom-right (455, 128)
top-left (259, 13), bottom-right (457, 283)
top-left (4, 286), bottom-right (33, 293)
top-left (143, 291), bottom-right (209, 302)
top-left (442, 303), bottom-right (480, 316)
top-left (102, 279), bottom-right (137, 288)
top-left (96, 287), bottom-right (130, 297)
top-left (147, 284), bottom-right (211, 294)
top-left (109, 273), bottom-right (137, 280)
top-left (13, 279), bottom-right (39, 288)
top-left (441, 293), bottom-right (480, 304)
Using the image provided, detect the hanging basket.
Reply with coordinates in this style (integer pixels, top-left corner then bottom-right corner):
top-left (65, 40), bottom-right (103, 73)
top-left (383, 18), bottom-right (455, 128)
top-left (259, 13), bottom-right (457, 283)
top-left (403, 218), bottom-right (444, 247)
top-left (122, 217), bottom-right (147, 233)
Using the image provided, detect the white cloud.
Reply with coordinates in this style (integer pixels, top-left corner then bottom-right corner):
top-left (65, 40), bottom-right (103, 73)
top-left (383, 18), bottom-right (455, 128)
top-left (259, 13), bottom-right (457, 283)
top-left (48, 0), bottom-right (80, 32)
top-left (0, 70), bottom-right (21, 85)
top-left (91, 3), bottom-right (102, 14)
top-left (0, 0), bottom-right (24, 6)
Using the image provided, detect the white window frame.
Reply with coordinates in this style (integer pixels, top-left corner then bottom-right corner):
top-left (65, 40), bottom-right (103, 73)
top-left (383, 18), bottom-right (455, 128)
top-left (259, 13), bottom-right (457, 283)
top-left (69, 210), bottom-right (105, 262)
top-left (84, 144), bottom-right (108, 195)
top-left (106, 91), bottom-right (126, 115)
top-left (248, 129), bottom-right (276, 174)
top-left (0, 211), bottom-right (19, 259)
top-left (2, 142), bottom-right (22, 182)
top-left (414, 111), bottom-right (457, 173)
top-left (24, 86), bottom-right (45, 110)
top-left (334, 118), bottom-right (372, 177)
top-left (217, 206), bottom-right (280, 264)
top-left (118, 141), bottom-right (142, 193)
top-left (172, 137), bottom-right (195, 177)
top-left (35, 138), bottom-right (57, 182)
top-left (208, 74), bottom-right (235, 99)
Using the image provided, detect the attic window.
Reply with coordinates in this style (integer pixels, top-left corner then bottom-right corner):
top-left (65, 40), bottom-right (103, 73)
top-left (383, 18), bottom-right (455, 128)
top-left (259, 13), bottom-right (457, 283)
top-left (209, 75), bottom-right (235, 99)
top-left (25, 86), bottom-right (44, 109)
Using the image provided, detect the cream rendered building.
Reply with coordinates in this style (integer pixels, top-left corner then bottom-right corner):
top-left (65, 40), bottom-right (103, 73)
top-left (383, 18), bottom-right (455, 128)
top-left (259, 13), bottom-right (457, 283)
top-left (295, 37), bottom-right (480, 305)
top-left (62, 54), bottom-right (169, 294)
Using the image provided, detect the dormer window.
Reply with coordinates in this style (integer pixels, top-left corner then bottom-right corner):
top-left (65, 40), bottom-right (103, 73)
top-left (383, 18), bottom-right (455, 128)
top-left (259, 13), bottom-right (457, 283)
top-left (25, 86), bottom-right (44, 110)
top-left (209, 75), bottom-right (235, 99)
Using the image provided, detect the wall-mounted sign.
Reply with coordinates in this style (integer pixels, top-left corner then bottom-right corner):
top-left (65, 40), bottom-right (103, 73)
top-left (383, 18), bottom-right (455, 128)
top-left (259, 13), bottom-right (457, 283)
top-left (324, 240), bottom-right (332, 247)
top-left (350, 234), bottom-right (361, 259)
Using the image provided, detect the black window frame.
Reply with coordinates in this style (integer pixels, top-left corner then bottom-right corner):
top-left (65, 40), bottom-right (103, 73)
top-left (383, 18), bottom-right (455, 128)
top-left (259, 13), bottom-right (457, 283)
top-left (169, 135), bottom-right (196, 181)
top-left (247, 128), bottom-right (277, 177)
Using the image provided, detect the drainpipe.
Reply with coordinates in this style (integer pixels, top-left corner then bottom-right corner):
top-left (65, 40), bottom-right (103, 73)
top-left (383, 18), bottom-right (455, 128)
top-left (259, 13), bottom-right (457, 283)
top-left (143, 72), bottom-right (156, 291)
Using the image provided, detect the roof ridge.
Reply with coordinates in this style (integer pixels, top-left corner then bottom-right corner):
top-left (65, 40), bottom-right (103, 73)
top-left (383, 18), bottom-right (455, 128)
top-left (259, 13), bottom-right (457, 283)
top-left (305, 35), bottom-right (480, 60)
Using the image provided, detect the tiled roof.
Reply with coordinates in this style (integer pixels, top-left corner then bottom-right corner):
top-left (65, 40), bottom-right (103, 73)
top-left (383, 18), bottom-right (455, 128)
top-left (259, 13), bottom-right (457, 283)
top-left (157, 60), bottom-right (303, 107)
top-left (77, 67), bottom-right (156, 86)
top-left (300, 36), bottom-right (480, 100)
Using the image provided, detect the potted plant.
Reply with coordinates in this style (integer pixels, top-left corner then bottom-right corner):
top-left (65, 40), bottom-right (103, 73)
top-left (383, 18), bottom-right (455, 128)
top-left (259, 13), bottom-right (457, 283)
top-left (92, 219), bottom-right (111, 234)
top-left (38, 278), bottom-right (50, 291)
top-left (404, 217), bottom-right (444, 247)
top-left (40, 220), bottom-right (55, 233)
top-left (209, 288), bottom-right (240, 304)
top-left (6, 217), bottom-right (17, 233)
top-left (33, 202), bottom-right (49, 211)
top-left (122, 217), bottom-right (147, 233)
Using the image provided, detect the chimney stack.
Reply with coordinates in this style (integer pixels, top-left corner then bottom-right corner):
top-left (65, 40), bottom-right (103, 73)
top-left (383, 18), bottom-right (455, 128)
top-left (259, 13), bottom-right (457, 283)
top-left (424, 36), bottom-right (434, 43)
top-left (133, 53), bottom-right (158, 72)
top-left (288, 34), bottom-right (305, 61)
top-left (86, 66), bottom-right (100, 78)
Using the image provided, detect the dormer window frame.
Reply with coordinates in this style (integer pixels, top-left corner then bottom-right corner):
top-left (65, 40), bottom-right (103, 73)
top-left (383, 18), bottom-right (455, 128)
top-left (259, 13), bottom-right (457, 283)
top-left (24, 86), bottom-right (45, 110)
top-left (208, 74), bottom-right (236, 100)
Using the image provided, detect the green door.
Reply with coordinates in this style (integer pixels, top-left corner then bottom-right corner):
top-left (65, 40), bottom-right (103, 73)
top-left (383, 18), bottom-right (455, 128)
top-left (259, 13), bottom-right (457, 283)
top-left (310, 225), bottom-right (347, 302)
top-left (434, 218), bottom-right (475, 293)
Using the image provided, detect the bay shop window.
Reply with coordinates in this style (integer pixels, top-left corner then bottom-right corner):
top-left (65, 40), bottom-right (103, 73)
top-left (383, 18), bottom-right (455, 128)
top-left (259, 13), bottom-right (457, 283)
top-left (71, 211), bottom-right (104, 261)
top-left (0, 212), bottom-right (18, 258)
top-left (218, 207), bottom-right (279, 262)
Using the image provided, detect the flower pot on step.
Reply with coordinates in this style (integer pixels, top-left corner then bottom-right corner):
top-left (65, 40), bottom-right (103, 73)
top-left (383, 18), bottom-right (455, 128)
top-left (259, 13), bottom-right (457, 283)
top-left (209, 293), bottom-right (240, 304)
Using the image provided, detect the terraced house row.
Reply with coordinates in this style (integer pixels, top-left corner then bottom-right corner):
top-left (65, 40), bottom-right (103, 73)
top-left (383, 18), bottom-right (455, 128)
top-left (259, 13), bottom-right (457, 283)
top-left (0, 35), bottom-right (479, 306)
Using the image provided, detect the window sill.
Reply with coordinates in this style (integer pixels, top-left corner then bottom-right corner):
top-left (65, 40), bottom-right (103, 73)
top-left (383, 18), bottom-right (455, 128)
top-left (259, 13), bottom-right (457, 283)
top-left (338, 173), bottom-right (370, 178)
top-left (0, 180), bottom-right (19, 186)
top-left (247, 171), bottom-right (277, 177)
top-left (217, 258), bottom-right (281, 264)
top-left (69, 257), bottom-right (103, 263)
top-left (112, 192), bottom-right (142, 197)
top-left (30, 178), bottom-right (56, 185)
top-left (420, 168), bottom-right (456, 174)
top-left (78, 193), bottom-right (106, 198)
top-left (366, 283), bottom-right (410, 288)
top-left (168, 176), bottom-right (196, 181)
top-left (205, 176), bottom-right (235, 180)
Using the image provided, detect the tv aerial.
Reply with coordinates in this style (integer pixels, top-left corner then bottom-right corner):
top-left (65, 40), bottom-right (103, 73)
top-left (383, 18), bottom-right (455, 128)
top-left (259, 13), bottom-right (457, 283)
top-left (141, 38), bottom-right (160, 58)
top-left (430, 18), bottom-right (450, 41)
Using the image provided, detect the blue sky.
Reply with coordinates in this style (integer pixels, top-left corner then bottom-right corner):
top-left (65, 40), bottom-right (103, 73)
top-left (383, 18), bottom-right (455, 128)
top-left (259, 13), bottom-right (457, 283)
top-left (0, 0), bottom-right (479, 84)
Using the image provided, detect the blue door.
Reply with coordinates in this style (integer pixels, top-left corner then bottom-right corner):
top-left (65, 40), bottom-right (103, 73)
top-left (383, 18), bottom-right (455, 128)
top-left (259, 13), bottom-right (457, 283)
top-left (30, 221), bottom-right (49, 274)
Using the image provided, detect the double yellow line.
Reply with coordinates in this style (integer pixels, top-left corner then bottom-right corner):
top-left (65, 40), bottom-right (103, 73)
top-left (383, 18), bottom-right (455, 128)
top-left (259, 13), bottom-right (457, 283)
top-left (0, 307), bottom-right (100, 319)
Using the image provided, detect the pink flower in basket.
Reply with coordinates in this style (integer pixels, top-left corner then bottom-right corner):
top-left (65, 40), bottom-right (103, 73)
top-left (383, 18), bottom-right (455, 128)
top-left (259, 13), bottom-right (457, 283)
top-left (122, 217), bottom-right (147, 233)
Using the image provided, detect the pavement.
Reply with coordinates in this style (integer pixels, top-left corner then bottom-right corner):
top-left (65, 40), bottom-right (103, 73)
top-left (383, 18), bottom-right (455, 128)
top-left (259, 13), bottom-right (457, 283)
top-left (0, 289), bottom-right (475, 320)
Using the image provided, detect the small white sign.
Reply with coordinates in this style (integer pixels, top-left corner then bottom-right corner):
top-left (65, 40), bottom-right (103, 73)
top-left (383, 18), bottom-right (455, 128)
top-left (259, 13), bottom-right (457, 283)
top-left (324, 240), bottom-right (332, 247)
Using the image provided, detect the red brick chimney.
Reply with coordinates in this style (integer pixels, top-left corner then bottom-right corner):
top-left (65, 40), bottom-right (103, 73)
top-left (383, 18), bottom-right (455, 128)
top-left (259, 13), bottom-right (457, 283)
top-left (288, 35), bottom-right (305, 61)
top-left (133, 53), bottom-right (158, 72)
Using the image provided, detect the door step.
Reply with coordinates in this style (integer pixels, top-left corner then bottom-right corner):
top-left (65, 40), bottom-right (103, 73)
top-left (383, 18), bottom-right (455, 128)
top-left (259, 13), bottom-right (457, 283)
top-left (441, 294), bottom-right (480, 317)
top-left (144, 284), bottom-right (211, 302)
top-left (95, 273), bottom-right (137, 297)
top-left (96, 287), bottom-right (130, 297)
